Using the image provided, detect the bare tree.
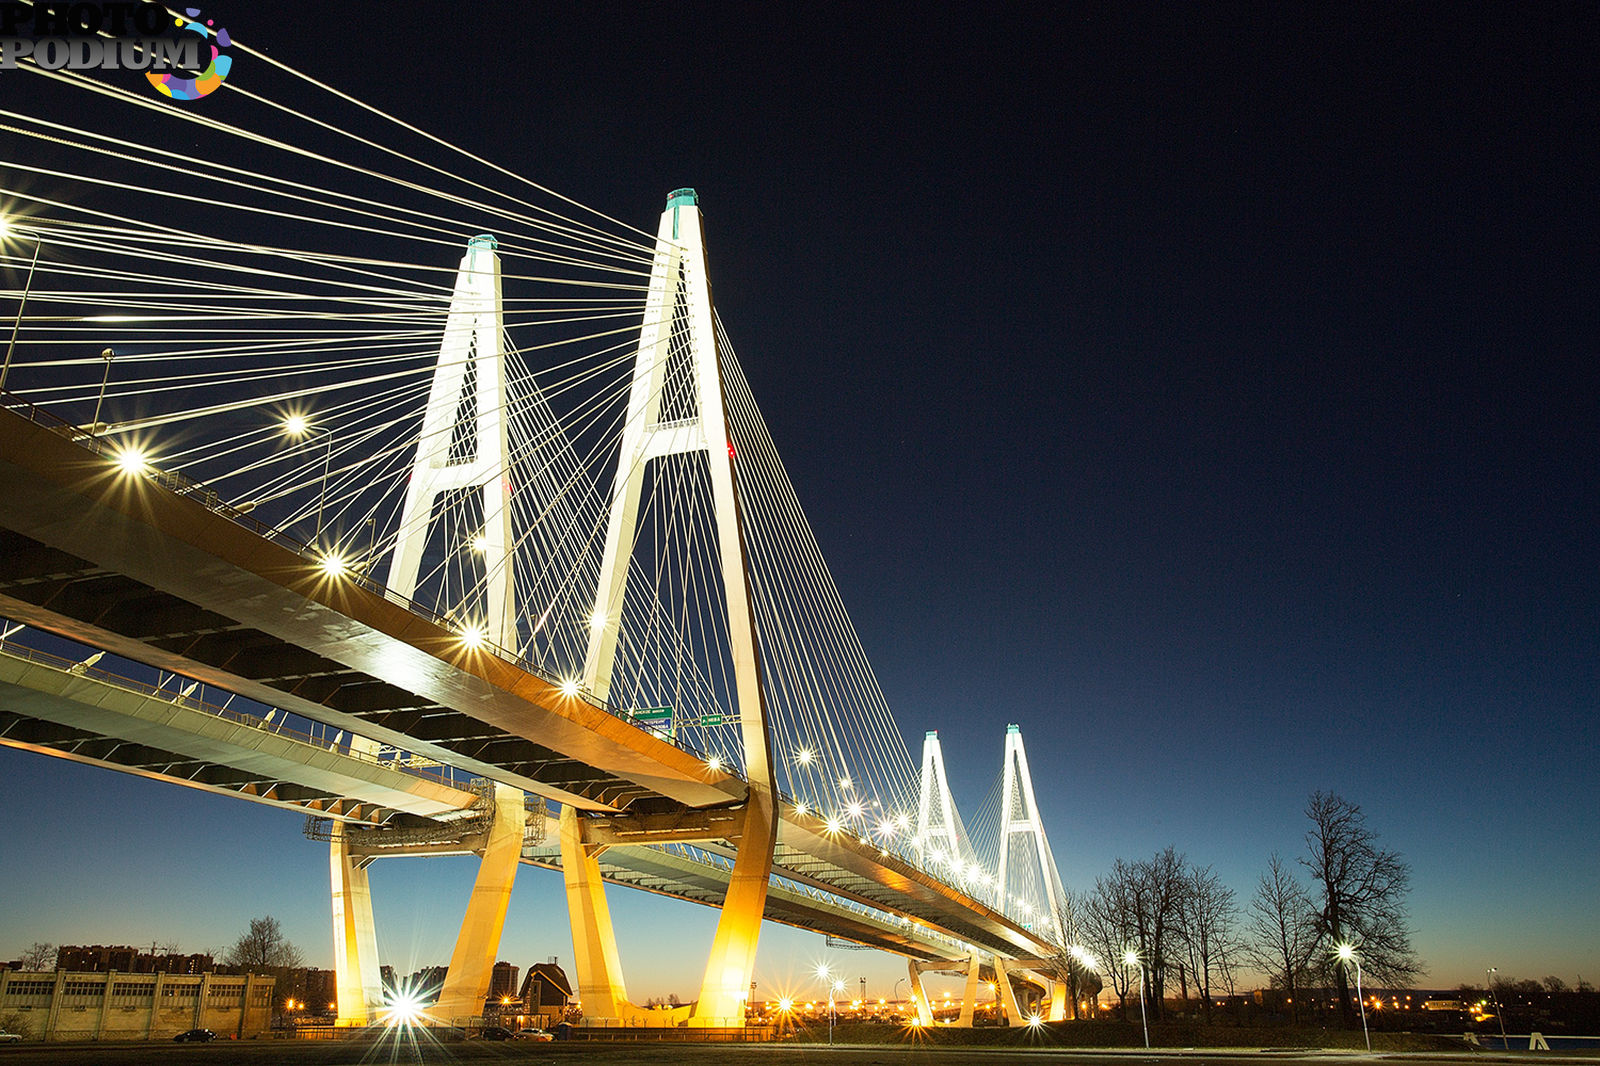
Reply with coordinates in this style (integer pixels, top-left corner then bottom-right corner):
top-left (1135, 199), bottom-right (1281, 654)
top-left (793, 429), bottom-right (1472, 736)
top-left (1543, 976), bottom-right (1569, 994)
top-left (1131, 846), bottom-right (1187, 1020)
top-left (17, 943), bottom-right (55, 971)
top-left (1081, 866), bottom-right (1138, 1018)
top-left (1243, 854), bottom-right (1318, 1023)
top-left (1083, 848), bottom-right (1188, 1021)
top-left (1046, 891), bottom-right (1103, 1019)
top-left (1176, 864), bottom-right (1238, 1023)
top-left (1301, 791), bottom-right (1422, 1024)
top-left (222, 916), bottom-right (303, 971)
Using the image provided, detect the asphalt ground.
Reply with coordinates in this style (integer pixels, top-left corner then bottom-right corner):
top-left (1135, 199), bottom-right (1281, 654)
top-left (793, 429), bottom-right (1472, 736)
top-left (1, 1040), bottom-right (1597, 1066)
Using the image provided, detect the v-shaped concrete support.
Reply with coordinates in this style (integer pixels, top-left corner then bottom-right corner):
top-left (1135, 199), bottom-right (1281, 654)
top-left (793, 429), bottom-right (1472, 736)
top-left (569, 189), bottom-right (778, 1027)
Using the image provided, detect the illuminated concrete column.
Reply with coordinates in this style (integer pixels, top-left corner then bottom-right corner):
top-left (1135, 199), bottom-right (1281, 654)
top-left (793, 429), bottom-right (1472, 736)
top-left (434, 783), bottom-right (526, 1024)
top-left (387, 234), bottom-right (515, 649)
top-left (1048, 978), bottom-right (1068, 1022)
top-left (580, 190), bottom-right (778, 1026)
top-left (330, 823), bottom-right (382, 1026)
top-left (992, 957), bottom-right (1024, 1023)
top-left (955, 950), bottom-right (982, 1028)
top-left (558, 804), bottom-right (634, 1021)
top-left (906, 959), bottom-right (934, 1027)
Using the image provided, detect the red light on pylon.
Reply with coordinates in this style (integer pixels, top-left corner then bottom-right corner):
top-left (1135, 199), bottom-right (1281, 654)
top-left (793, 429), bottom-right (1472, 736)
top-left (727, 442), bottom-right (736, 458)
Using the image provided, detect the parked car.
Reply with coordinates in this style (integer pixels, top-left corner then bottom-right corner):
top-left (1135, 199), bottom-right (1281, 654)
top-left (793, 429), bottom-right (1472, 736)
top-left (173, 1028), bottom-right (216, 1042)
top-left (478, 1025), bottom-right (515, 1040)
top-left (513, 1028), bottom-right (554, 1041)
top-left (0, 1030), bottom-right (23, 1042)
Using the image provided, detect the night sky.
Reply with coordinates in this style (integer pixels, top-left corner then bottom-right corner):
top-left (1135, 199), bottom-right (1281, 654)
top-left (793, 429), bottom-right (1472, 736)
top-left (2, 4), bottom-right (1596, 998)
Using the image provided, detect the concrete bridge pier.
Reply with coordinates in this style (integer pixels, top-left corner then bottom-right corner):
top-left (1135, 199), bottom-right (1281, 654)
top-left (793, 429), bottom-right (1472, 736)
top-left (559, 803), bottom-right (641, 1023)
top-left (330, 824), bottom-right (382, 1025)
top-left (906, 959), bottom-right (935, 1026)
top-left (433, 782), bottom-right (527, 1024)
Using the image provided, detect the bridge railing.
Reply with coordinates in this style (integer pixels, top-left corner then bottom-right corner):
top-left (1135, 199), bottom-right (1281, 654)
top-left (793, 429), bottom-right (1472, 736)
top-left (0, 635), bottom-right (459, 787)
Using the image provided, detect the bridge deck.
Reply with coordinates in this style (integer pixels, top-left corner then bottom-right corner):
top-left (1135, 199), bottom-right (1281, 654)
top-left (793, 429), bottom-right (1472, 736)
top-left (0, 401), bottom-right (1057, 963)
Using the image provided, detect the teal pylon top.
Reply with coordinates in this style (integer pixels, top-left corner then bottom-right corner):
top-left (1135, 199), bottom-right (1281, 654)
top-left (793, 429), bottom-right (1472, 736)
top-left (468, 234), bottom-right (498, 249)
top-left (666, 188), bottom-right (699, 209)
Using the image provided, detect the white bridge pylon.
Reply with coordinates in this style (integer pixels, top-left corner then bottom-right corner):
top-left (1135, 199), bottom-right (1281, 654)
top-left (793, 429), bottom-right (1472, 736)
top-left (387, 234), bottom-right (515, 650)
top-left (997, 723), bottom-right (1067, 939)
top-left (329, 235), bottom-right (527, 1028)
top-left (916, 730), bottom-right (971, 872)
top-left (911, 725), bottom-right (1073, 1027)
top-left (569, 188), bottom-right (778, 1027)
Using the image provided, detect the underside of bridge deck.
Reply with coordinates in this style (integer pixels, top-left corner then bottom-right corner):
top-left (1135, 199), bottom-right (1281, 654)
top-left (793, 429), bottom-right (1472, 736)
top-left (0, 528), bottom-right (655, 811)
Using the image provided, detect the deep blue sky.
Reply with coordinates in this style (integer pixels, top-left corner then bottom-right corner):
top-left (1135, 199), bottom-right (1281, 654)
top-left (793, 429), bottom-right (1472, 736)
top-left (2, 4), bottom-right (1597, 997)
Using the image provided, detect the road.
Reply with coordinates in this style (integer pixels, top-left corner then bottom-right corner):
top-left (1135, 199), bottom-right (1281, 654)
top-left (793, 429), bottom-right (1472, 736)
top-left (0, 1039), bottom-right (1589, 1066)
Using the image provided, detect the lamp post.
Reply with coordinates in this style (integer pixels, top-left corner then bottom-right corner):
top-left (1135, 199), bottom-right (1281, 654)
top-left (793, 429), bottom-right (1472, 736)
top-left (1486, 967), bottom-right (1508, 1048)
top-left (0, 217), bottom-right (41, 393)
top-left (1124, 950), bottom-right (1149, 1048)
top-left (1337, 944), bottom-right (1370, 1052)
top-left (816, 965), bottom-right (835, 1046)
top-left (283, 414), bottom-right (335, 540)
top-left (90, 347), bottom-right (114, 443)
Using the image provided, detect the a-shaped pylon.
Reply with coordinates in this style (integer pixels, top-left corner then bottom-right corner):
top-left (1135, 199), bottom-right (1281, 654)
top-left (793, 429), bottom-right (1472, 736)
top-left (996, 723), bottom-right (1067, 935)
top-left (916, 730), bottom-right (968, 866)
top-left (572, 189), bottom-right (778, 1026)
top-left (386, 234), bottom-right (515, 648)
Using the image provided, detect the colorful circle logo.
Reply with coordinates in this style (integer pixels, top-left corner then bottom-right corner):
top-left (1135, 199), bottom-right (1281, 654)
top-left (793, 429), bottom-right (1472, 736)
top-left (146, 9), bottom-right (231, 100)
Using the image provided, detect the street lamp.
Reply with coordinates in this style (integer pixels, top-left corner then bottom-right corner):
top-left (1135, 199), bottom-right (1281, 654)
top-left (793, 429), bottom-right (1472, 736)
top-left (1124, 950), bottom-right (1149, 1048)
top-left (90, 347), bottom-right (114, 442)
top-left (816, 965), bottom-right (835, 1046)
top-left (0, 216), bottom-right (42, 393)
top-left (282, 414), bottom-right (335, 540)
top-left (1336, 944), bottom-right (1370, 1052)
top-left (1486, 967), bottom-right (1508, 1048)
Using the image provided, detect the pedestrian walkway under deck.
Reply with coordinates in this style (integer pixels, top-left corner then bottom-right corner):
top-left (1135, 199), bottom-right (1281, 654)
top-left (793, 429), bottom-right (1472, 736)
top-left (0, 639), bottom-right (479, 825)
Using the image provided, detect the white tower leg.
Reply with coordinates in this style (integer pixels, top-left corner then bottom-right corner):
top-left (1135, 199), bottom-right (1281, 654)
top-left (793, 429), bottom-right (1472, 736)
top-left (387, 235), bottom-right (516, 649)
top-left (434, 783), bottom-right (527, 1024)
top-left (996, 723), bottom-right (1067, 935)
top-left (330, 824), bottom-right (382, 1026)
top-left (906, 959), bottom-right (934, 1027)
top-left (993, 957), bottom-right (1024, 1023)
top-left (558, 804), bottom-right (635, 1022)
top-left (579, 190), bottom-right (777, 1026)
top-left (956, 950), bottom-right (982, 1027)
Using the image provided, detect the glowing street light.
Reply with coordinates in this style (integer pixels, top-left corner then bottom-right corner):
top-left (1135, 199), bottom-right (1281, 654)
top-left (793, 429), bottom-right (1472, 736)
top-left (114, 446), bottom-right (148, 476)
top-left (0, 216), bottom-right (42, 392)
top-left (90, 347), bottom-right (114, 443)
top-left (1124, 949), bottom-right (1149, 1048)
top-left (816, 965), bottom-right (838, 1046)
top-left (1336, 944), bottom-right (1370, 1052)
top-left (1486, 966), bottom-right (1508, 1047)
top-left (282, 414), bottom-right (335, 540)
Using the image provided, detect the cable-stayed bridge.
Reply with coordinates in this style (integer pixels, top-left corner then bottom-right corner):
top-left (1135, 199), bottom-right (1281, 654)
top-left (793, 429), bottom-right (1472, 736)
top-left (0, 50), bottom-right (1079, 1030)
